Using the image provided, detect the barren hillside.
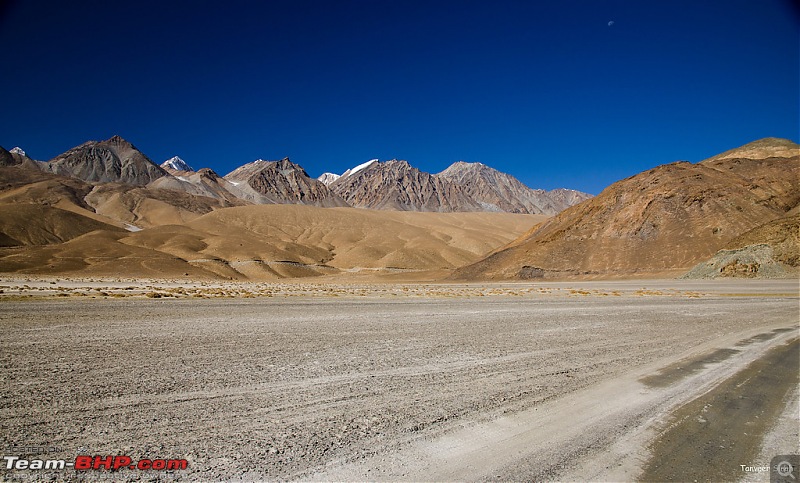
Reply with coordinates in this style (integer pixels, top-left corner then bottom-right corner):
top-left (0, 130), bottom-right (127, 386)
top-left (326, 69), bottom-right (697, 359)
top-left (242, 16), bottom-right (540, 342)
top-left (454, 138), bottom-right (799, 279)
top-left (0, 203), bottom-right (543, 280)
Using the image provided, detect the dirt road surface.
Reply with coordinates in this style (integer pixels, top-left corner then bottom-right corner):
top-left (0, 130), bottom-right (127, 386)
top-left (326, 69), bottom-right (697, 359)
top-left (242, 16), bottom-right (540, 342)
top-left (0, 280), bottom-right (797, 481)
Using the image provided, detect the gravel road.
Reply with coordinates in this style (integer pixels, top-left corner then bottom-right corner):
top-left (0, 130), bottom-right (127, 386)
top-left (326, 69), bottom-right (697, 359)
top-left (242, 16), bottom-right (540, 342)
top-left (0, 280), bottom-right (797, 481)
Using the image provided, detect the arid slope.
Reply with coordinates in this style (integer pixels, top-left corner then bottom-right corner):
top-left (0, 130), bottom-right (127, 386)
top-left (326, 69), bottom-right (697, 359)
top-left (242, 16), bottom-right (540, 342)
top-left (0, 204), bottom-right (543, 280)
top-left (454, 138), bottom-right (799, 279)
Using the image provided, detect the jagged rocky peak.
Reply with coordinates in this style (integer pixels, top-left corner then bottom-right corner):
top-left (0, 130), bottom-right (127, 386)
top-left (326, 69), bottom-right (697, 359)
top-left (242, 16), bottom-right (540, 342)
top-left (197, 167), bottom-right (220, 179)
top-left (161, 156), bottom-right (194, 172)
top-left (105, 134), bottom-right (136, 150)
top-left (439, 160), bottom-right (487, 174)
top-left (224, 157), bottom-right (348, 208)
top-left (274, 157), bottom-right (306, 171)
top-left (437, 160), bottom-right (592, 215)
top-left (329, 158), bottom-right (483, 212)
top-left (10, 147), bottom-right (26, 157)
top-left (43, 135), bottom-right (167, 186)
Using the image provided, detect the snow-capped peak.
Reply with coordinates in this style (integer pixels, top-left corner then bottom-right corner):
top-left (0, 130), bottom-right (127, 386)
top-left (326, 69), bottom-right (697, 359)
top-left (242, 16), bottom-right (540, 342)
top-left (318, 172), bottom-right (341, 186)
top-left (10, 147), bottom-right (26, 157)
top-left (341, 159), bottom-right (378, 178)
top-left (161, 156), bottom-right (194, 172)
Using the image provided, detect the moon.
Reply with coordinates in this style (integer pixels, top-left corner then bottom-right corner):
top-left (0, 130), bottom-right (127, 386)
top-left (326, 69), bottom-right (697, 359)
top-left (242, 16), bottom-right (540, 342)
top-left (608, 20), bottom-right (615, 26)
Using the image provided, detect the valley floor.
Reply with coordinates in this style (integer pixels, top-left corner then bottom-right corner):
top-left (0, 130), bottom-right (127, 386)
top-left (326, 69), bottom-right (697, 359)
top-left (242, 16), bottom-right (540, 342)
top-left (0, 279), bottom-right (797, 481)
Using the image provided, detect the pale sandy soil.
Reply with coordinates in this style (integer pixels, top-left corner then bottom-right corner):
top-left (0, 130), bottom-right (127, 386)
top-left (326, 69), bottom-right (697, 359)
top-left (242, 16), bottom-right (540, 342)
top-left (0, 279), bottom-right (797, 481)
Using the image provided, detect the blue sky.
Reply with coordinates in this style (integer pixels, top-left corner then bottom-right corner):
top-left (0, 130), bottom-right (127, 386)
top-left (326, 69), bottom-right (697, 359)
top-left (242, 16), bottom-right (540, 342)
top-left (0, 0), bottom-right (797, 194)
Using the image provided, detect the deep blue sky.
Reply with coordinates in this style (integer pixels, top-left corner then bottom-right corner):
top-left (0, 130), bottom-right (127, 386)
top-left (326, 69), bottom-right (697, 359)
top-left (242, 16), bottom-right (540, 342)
top-left (0, 0), bottom-right (797, 194)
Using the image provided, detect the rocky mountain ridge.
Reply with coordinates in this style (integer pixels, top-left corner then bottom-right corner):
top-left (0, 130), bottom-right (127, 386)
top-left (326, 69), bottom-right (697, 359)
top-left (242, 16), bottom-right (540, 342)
top-left (437, 161), bottom-right (591, 214)
top-left (224, 158), bottom-right (349, 208)
top-left (3, 135), bottom-right (591, 214)
top-left (328, 159), bottom-right (484, 212)
top-left (322, 159), bottom-right (591, 214)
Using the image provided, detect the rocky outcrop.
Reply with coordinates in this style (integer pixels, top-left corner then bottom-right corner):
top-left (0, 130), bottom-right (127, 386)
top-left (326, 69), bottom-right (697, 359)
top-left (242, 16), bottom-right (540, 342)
top-left (44, 135), bottom-right (167, 186)
top-left (682, 213), bottom-right (799, 279)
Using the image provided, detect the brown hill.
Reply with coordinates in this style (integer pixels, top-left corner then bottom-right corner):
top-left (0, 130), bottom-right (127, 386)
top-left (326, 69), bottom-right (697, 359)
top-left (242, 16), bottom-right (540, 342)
top-left (0, 166), bottom-right (114, 226)
top-left (453, 138), bottom-right (799, 280)
top-left (84, 184), bottom-right (234, 228)
top-left (0, 229), bottom-right (220, 279)
top-left (0, 166), bottom-right (238, 230)
top-left (0, 203), bottom-right (124, 247)
top-left (44, 135), bottom-right (167, 185)
top-left (0, 204), bottom-right (543, 280)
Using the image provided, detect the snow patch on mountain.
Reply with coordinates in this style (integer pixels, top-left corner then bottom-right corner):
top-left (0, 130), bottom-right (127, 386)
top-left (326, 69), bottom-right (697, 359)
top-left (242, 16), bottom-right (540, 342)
top-left (10, 147), bottom-right (26, 157)
top-left (161, 156), bottom-right (194, 172)
top-left (340, 159), bottom-right (378, 179)
top-left (318, 172), bottom-right (341, 186)
top-left (349, 159), bottom-right (378, 176)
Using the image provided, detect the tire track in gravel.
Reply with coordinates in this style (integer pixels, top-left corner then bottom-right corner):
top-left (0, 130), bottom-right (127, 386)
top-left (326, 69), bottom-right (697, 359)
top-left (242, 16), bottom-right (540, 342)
top-left (310, 326), bottom-right (799, 481)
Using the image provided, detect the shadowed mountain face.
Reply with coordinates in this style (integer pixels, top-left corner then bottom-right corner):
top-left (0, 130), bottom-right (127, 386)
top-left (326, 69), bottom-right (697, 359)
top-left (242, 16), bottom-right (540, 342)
top-left (0, 146), bottom-right (18, 167)
top-left (0, 145), bottom-right (40, 170)
top-left (453, 138), bottom-right (799, 280)
top-left (437, 161), bottom-right (592, 215)
top-left (44, 135), bottom-right (167, 185)
top-left (330, 160), bottom-right (484, 212)
top-left (225, 158), bottom-right (349, 208)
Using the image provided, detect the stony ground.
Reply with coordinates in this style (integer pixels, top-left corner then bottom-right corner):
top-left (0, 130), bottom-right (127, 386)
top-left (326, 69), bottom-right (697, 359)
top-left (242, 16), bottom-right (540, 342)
top-left (0, 279), bottom-right (797, 481)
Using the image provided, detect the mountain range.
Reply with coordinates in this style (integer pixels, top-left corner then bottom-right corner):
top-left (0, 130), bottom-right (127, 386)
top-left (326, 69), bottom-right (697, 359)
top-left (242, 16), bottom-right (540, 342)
top-left (0, 136), bottom-right (591, 215)
top-left (319, 159), bottom-right (591, 214)
top-left (0, 136), bottom-right (796, 280)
